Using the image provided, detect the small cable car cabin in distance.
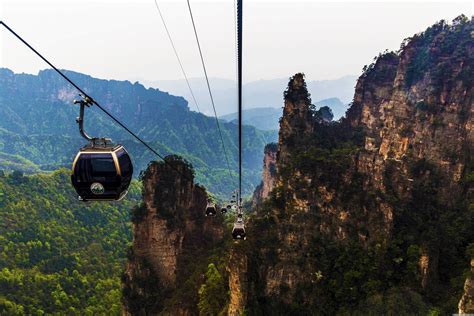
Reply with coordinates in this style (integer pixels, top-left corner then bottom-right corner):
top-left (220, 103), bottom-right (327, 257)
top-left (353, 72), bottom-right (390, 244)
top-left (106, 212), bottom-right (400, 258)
top-left (205, 201), bottom-right (217, 217)
top-left (232, 216), bottom-right (246, 240)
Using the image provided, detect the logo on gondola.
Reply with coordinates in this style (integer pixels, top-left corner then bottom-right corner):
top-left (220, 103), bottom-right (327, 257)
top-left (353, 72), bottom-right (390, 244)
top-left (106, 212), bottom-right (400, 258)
top-left (90, 182), bottom-right (105, 195)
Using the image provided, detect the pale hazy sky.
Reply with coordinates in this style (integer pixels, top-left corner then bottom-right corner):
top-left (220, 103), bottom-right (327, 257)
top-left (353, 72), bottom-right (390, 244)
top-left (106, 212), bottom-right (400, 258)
top-left (1, 0), bottom-right (472, 83)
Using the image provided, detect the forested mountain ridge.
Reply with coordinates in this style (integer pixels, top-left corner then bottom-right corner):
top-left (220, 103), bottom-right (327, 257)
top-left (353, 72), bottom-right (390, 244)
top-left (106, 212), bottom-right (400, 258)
top-left (121, 15), bottom-right (473, 315)
top-left (0, 68), bottom-right (277, 196)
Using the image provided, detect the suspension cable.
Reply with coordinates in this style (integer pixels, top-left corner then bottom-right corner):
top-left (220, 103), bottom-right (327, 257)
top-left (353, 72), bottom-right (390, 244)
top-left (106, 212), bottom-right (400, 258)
top-left (0, 21), bottom-right (194, 182)
top-left (237, 0), bottom-right (243, 204)
top-left (186, 0), bottom-right (234, 181)
top-left (152, 0), bottom-right (201, 114)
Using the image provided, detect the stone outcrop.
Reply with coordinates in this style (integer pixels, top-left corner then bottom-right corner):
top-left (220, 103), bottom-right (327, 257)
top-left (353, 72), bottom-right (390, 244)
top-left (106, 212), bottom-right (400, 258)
top-left (277, 73), bottom-right (314, 172)
top-left (252, 143), bottom-right (278, 206)
top-left (122, 156), bottom-right (224, 315)
top-left (459, 259), bottom-right (474, 314)
top-left (227, 247), bottom-right (248, 316)
top-left (345, 18), bottom-right (473, 290)
top-left (245, 16), bottom-right (473, 313)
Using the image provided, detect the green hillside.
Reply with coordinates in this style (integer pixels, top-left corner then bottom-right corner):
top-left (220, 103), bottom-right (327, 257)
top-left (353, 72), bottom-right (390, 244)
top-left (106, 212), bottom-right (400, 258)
top-left (0, 169), bottom-right (140, 315)
top-left (0, 68), bottom-right (277, 197)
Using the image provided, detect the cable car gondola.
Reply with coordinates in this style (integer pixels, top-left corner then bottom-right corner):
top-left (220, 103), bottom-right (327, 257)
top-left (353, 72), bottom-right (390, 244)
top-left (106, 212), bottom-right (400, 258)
top-left (71, 96), bottom-right (133, 201)
top-left (205, 200), bottom-right (217, 217)
top-left (232, 216), bottom-right (246, 240)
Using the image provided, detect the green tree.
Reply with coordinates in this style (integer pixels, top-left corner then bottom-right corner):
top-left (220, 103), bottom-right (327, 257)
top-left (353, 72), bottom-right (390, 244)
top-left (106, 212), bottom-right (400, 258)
top-left (198, 263), bottom-right (228, 316)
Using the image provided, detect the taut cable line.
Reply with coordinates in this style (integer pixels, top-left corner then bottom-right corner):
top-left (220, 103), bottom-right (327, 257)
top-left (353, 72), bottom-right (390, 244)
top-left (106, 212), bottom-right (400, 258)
top-left (152, 0), bottom-right (202, 114)
top-left (186, 0), bottom-right (235, 182)
top-left (0, 21), bottom-right (194, 182)
top-left (237, 0), bottom-right (243, 205)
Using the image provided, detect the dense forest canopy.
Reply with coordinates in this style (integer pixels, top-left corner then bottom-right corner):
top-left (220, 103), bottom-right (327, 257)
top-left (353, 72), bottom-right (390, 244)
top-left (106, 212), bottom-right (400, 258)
top-left (0, 169), bottom-right (140, 315)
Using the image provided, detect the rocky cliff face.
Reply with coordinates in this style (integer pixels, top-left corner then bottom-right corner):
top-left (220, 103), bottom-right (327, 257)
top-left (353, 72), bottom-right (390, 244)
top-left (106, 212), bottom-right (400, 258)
top-left (346, 17), bottom-right (473, 291)
top-left (122, 156), bottom-right (224, 315)
top-left (245, 16), bottom-right (473, 314)
top-left (459, 258), bottom-right (474, 314)
top-left (252, 143), bottom-right (278, 206)
top-left (277, 73), bottom-right (315, 170)
top-left (227, 246), bottom-right (248, 316)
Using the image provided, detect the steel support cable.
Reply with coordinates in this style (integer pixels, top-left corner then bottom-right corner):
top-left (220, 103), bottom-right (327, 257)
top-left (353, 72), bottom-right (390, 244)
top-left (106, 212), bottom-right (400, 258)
top-left (233, 0), bottom-right (239, 199)
top-left (0, 21), bottom-right (193, 182)
top-left (152, 0), bottom-right (201, 113)
top-left (237, 0), bottom-right (243, 208)
top-left (185, 0), bottom-right (234, 182)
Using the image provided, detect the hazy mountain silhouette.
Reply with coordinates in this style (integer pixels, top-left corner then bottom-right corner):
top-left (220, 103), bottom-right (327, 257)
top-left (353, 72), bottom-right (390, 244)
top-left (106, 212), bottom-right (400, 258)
top-left (144, 75), bottom-right (356, 116)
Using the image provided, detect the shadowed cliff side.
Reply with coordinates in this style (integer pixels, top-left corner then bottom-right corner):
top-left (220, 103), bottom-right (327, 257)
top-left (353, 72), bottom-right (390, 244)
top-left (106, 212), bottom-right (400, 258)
top-left (122, 156), bottom-right (225, 315)
top-left (252, 143), bottom-right (278, 206)
top-left (459, 258), bottom-right (474, 314)
top-left (227, 245), bottom-right (248, 316)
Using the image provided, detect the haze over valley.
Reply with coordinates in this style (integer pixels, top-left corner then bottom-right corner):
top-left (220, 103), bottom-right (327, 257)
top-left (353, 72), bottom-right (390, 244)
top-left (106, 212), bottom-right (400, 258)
top-left (145, 75), bottom-right (357, 117)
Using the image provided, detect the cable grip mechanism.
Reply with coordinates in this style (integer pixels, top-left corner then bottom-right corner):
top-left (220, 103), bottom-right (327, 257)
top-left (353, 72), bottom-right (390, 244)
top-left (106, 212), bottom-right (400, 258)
top-left (73, 94), bottom-right (112, 147)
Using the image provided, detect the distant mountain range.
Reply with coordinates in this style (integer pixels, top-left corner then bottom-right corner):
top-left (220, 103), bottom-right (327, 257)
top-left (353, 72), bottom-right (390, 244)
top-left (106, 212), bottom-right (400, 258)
top-left (0, 68), bottom-right (276, 196)
top-left (220, 107), bottom-right (281, 131)
top-left (143, 75), bottom-right (356, 116)
top-left (0, 68), bottom-right (352, 195)
top-left (220, 98), bottom-right (346, 131)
